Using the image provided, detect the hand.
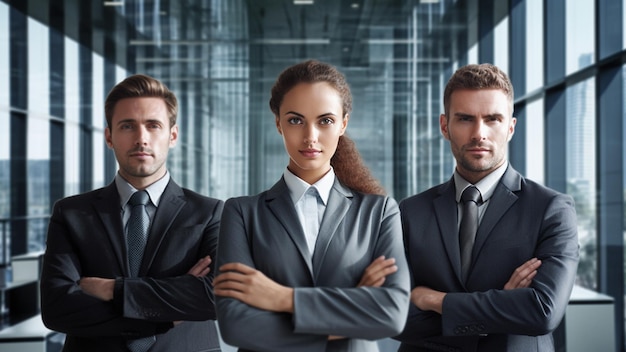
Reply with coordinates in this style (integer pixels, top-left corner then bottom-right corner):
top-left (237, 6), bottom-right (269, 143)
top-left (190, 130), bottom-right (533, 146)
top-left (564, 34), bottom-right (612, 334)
top-left (410, 286), bottom-right (445, 314)
top-left (504, 257), bottom-right (541, 290)
top-left (357, 256), bottom-right (397, 287)
top-left (214, 262), bottom-right (294, 313)
top-left (188, 256), bottom-right (212, 277)
top-left (79, 277), bottom-right (115, 301)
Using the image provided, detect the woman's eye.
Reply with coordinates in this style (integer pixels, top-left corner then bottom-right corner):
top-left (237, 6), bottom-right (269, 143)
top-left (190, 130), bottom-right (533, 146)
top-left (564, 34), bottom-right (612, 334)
top-left (287, 117), bottom-right (302, 124)
top-left (320, 118), bottom-right (334, 125)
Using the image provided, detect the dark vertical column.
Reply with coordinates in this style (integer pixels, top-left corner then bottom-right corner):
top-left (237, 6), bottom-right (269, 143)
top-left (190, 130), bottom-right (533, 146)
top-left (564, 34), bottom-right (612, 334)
top-left (103, 41), bottom-right (117, 182)
top-left (509, 0), bottom-right (526, 98)
top-left (78, 0), bottom-right (93, 192)
top-left (596, 1), bottom-right (625, 347)
top-left (478, 0), bottom-right (494, 63)
top-left (596, 65), bottom-right (624, 351)
top-left (9, 4), bottom-right (28, 256)
top-left (509, 103), bottom-right (525, 175)
top-left (49, 0), bottom-right (65, 208)
top-left (508, 0), bottom-right (526, 176)
top-left (544, 88), bottom-right (566, 193)
top-left (392, 27), bottom-right (409, 200)
top-left (597, 0), bottom-right (622, 60)
top-left (103, 4), bottom-right (124, 181)
top-left (544, 0), bottom-right (565, 85)
top-left (194, 80), bottom-right (203, 192)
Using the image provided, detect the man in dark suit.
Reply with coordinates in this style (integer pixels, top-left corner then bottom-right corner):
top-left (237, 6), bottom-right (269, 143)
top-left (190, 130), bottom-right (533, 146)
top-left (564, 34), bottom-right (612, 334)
top-left (40, 74), bottom-right (223, 352)
top-left (394, 63), bottom-right (579, 351)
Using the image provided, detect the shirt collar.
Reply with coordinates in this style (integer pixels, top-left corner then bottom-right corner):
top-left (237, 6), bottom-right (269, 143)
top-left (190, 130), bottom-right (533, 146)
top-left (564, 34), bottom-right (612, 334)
top-left (283, 167), bottom-right (335, 206)
top-left (115, 171), bottom-right (171, 208)
top-left (454, 162), bottom-right (508, 203)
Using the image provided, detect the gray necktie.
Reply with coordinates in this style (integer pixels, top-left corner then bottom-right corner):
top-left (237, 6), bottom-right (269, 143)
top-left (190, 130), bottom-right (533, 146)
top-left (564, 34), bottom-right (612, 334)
top-left (459, 186), bottom-right (482, 282)
top-left (126, 190), bottom-right (156, 352)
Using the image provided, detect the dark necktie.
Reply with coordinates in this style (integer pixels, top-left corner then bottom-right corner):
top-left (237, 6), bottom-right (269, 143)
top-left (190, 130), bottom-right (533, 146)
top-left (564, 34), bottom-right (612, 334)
top-left (126, 190), bottom-right (156, 352)
top-left (459, 186), bottom-right (482, 282)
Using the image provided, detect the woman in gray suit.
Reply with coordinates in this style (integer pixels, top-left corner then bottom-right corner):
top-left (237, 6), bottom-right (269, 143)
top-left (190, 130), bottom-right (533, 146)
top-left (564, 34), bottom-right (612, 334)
top-left (214, 60), bottom-right (410, 352)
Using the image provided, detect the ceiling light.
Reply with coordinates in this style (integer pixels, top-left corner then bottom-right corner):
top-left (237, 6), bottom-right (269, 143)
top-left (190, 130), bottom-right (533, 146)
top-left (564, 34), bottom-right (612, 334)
top-left (103, 1), bottom-right (124, 6)
top-left (363, 39), bottom-right (423, 44)
top-left (293, 0), bottom-right (314, 4)
top-left (420, 0), bottom-right (440, 3)
top-left (351, 3), bottom-right (359, 9)
top-left (252, 38), bottom-right (329, 45)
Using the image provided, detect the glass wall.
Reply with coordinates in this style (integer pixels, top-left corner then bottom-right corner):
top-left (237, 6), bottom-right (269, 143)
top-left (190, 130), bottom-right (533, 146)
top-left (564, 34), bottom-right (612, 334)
top-left (566, 78), bottom-right (597, 289)
top-left (1, 0), bottom-right (626, 349)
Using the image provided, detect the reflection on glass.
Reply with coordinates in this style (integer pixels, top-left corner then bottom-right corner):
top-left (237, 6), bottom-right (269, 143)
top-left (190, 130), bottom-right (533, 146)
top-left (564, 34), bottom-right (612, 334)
top-left (566, 0), bottom-right (595, 74)
top-left (65, 37), bottom-right (80, 197)
top-left (27, 17), bottom-right (50, 252)
top-left (622, 0), bottom-right (626, 48)
top-left (493, 10), bottom-right (508, 73)
top-left (92, 53), bottom-right (105, 189)
top-left (566, 77), bottom-right (596, 290)
top-left (0, 2), bottom-right (9, 220)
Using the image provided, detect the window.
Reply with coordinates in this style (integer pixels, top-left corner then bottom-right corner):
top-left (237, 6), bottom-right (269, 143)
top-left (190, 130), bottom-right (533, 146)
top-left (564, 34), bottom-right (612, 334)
top-left (566, 78), bottom-right (596, 289)
top-left (566, 0), bottom-right (594, 74)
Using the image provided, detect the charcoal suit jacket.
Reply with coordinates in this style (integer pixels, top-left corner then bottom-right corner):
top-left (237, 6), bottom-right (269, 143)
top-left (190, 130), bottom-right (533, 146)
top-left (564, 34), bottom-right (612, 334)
top-left (216, 178), bottom-right (411, 352)
top-left (40, 179), bottom-right (223, 352)
top-left (394, 165), bottom-right (579, 352)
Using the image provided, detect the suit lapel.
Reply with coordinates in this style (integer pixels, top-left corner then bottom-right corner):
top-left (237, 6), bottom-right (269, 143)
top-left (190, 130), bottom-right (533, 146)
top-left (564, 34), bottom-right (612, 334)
top-left (266, 179), bottom-right (314, 276)
top-left (433, 179), bottom-right (464, 282)
top-left (471, 167), bottom-right (521, 267)
top-left (93, 183), bottom-right (128, 274)
top-left (312, 180), bottom-right (352, 281)
top-left (140, 180), bottom-right (186, 274)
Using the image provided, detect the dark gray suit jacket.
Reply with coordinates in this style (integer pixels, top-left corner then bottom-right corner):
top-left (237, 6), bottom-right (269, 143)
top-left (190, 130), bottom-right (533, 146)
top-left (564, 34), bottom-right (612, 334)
top-left (40, 179), bottom-right (223, 352)
top-left (394, 166), bottom-right (579, 352)
top-left (216, 178), bottom-right (410, 352)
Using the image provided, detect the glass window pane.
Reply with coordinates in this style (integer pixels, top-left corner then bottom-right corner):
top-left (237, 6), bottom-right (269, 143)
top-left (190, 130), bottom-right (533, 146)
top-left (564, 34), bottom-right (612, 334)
top-left (92, 53), bottom-right (105, 188)
top-left (566, 0), bottom-right (595, 74)
top-left (65, 37), bottom-right (80, 197)
top-left (27, 17), bottom-right (50, 252)
top-left (0, 2), bottom-right (8, 110)
top-left (28, 18), bottom-right (49, 116)
top-left (493, 14), bottom-right (508, 73)
top-left (566, 77), bottom-right (596, 290)
top-left (623, 0), bottom-right (626, 48)
top-left (0, 2), bottom-right (9, 266)
top-left (526, 0), bottom-right (543, 92)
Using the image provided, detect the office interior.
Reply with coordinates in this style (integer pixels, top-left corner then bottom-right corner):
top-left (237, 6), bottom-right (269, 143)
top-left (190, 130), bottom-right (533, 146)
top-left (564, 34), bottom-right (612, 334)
top-left (0, 0), bottom-right (623, 351)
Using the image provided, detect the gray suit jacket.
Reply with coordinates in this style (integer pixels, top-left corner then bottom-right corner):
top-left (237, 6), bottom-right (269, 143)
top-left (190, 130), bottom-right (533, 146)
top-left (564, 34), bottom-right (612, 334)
top-left (216, 178), bottom-right (410, 352)
top-left (40, 179), bottom-right (223, 352)
top-left (394, 166), bottom-right (579, 352)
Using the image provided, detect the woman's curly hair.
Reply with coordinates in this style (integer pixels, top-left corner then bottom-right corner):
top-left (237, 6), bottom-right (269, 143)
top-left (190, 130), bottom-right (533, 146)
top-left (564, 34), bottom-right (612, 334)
top-left (270, 60), bottom-right (385, 195)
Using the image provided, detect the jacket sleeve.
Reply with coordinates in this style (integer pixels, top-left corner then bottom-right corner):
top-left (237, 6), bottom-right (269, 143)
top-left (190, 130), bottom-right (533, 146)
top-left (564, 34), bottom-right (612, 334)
top-left (40, 201), bottom-right (171, 338)
top-left (216, 198), bottom-right (329, 351)
top-left (216, 197), bottom-right (410, 351)
top-left (441, 193), bottom-right (579, 336)
top-left (120, 199), bottom-right (223, 323)
top-left (291, 197), bottom-right (410, 339)
top-left (40, 198), bottom-right (223, 338)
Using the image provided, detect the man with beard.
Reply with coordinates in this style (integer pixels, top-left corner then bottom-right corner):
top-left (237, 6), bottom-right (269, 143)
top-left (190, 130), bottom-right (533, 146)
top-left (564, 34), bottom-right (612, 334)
top-left (40, 74), bottom-right (223, 352)
top-left (394, 64), bottom-right (579, 352)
